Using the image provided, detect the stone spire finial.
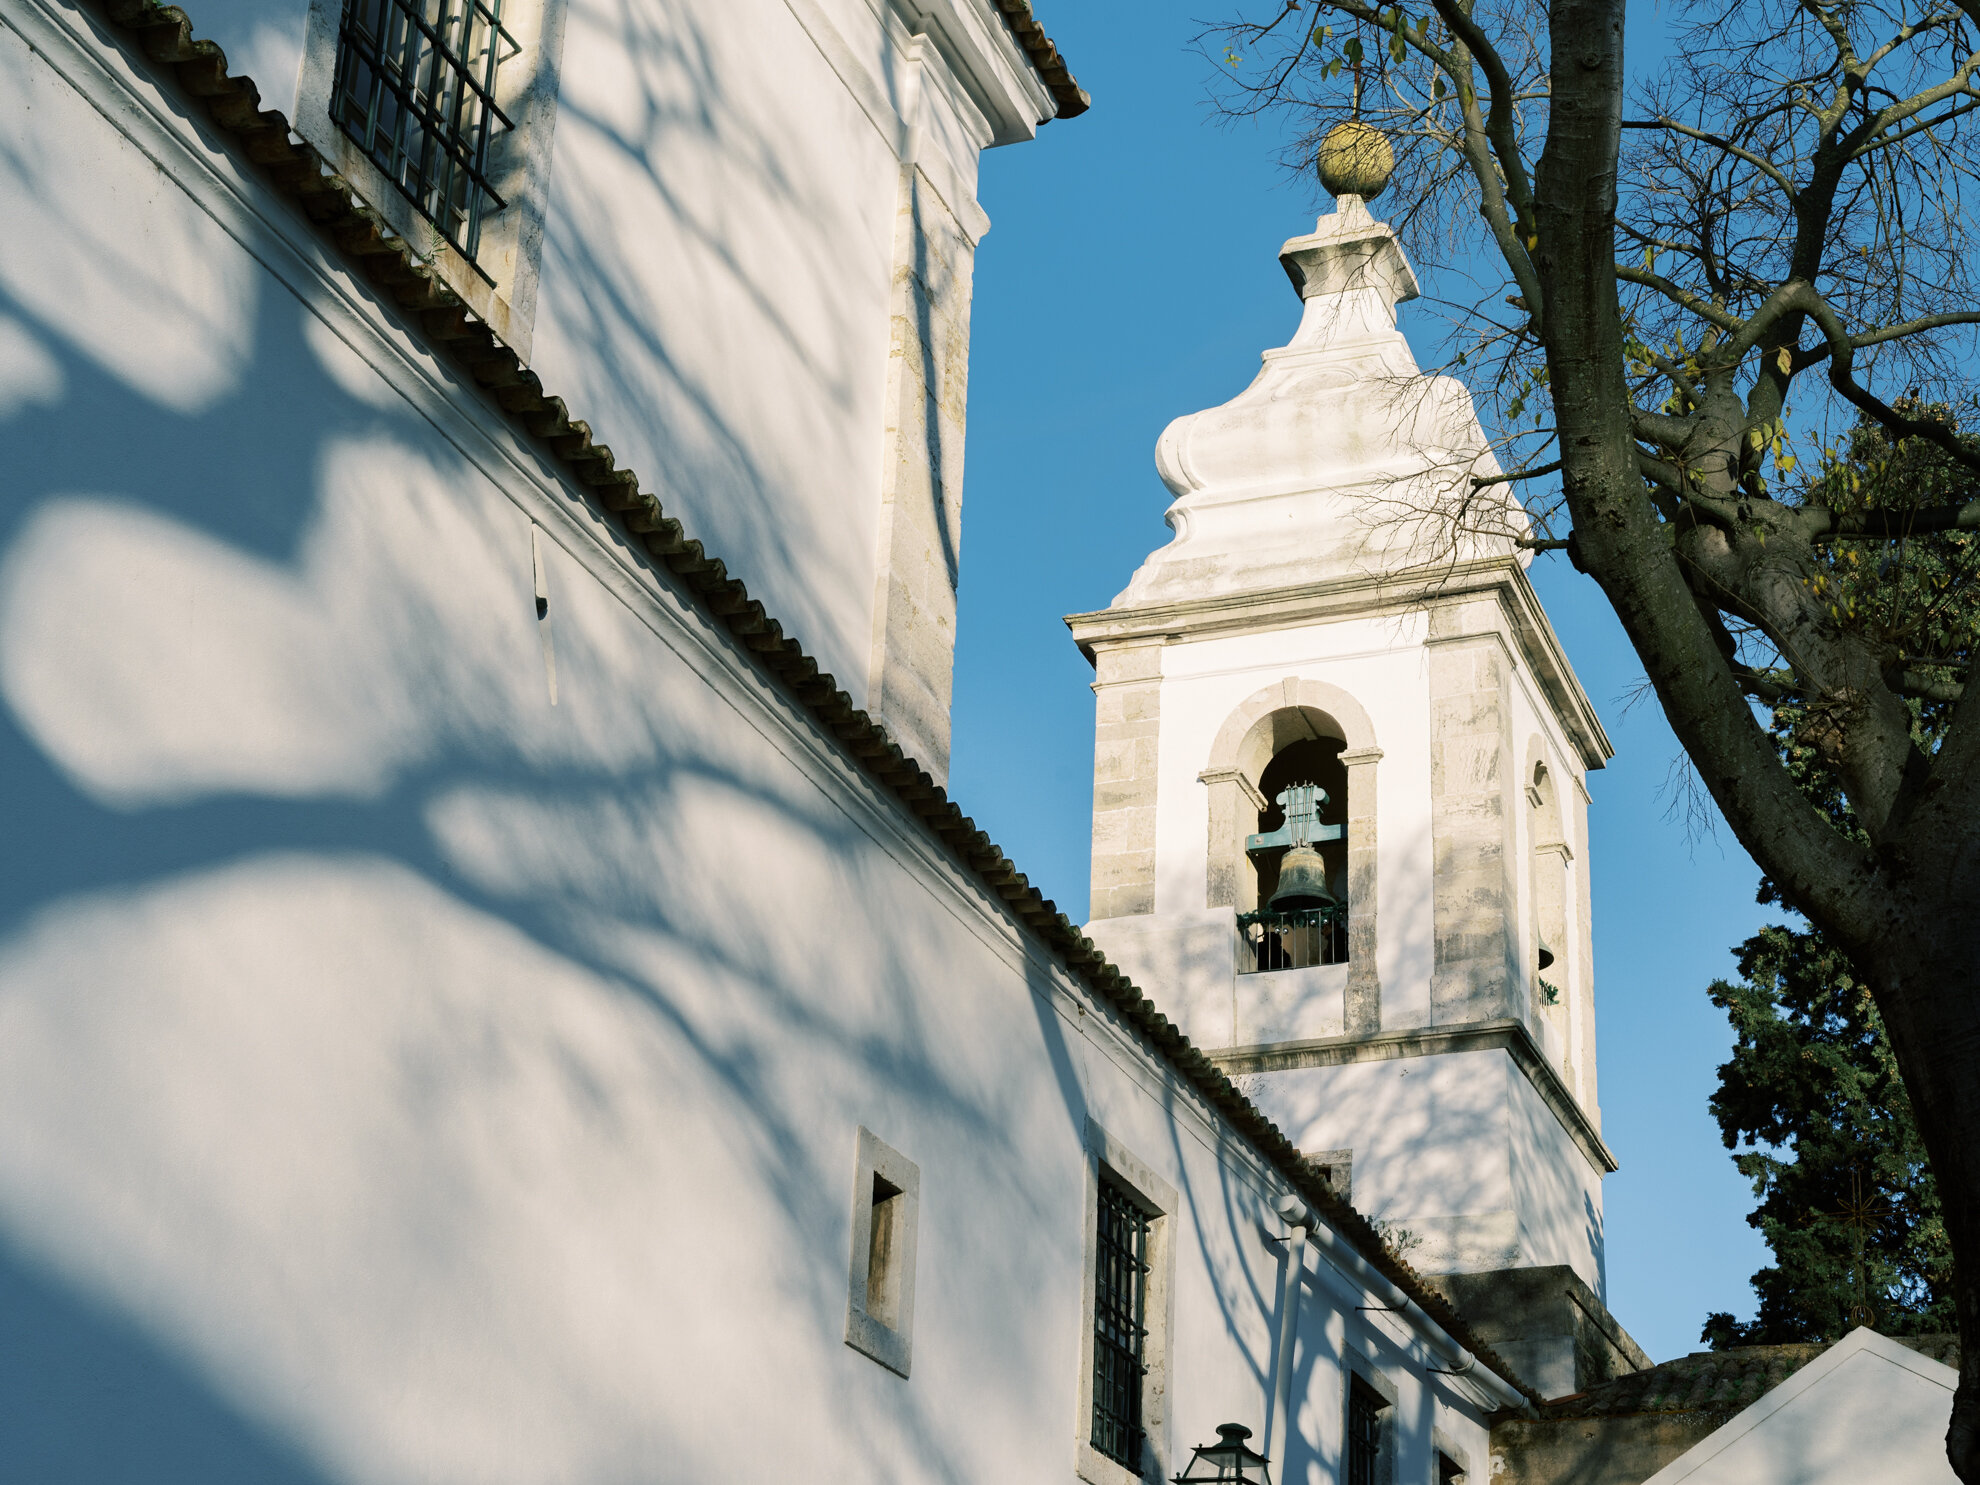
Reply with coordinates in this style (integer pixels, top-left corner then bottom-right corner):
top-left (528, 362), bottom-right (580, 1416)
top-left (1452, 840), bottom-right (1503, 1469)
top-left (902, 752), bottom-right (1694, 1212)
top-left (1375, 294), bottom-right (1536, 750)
top-left (1111, 121), bottom-right (1514, 608)
top-left (1315, 121), bottom-right (1394, 203)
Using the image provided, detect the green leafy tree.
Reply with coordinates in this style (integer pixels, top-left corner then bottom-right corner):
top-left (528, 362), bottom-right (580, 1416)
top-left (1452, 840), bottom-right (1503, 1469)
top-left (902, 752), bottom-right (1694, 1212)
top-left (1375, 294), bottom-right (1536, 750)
top-left (1701, 923), bottom-right (1953, 1347)
top-left (1699, 410), bottom-right (1972, 1346)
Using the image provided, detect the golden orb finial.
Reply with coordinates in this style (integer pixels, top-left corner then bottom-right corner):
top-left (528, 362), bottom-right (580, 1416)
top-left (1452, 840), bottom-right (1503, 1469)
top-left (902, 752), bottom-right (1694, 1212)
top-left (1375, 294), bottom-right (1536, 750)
top-left (1315, 121), bottom-right (1394, 201)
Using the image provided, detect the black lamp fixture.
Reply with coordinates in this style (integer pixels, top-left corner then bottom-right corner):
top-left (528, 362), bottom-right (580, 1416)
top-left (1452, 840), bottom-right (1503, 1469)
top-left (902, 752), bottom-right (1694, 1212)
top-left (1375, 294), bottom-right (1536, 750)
top-left (1172, 1422), bottom-right (1273, 1484)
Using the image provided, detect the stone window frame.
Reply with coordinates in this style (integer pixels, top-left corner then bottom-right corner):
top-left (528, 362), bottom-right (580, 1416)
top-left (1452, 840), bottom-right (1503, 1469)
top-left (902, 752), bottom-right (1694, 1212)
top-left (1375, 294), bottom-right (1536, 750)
top-left (1342, 1347), bottom-right (1399, 1485)
top-left (1200, 677), bottom-right (1382, 1033)
top-left (1303, 1147), bottom-right (1354, 1204)
top-left (844, 1126), bottom-right (921, 1378)
top-left (1432, 1425), bottom-right (1471, 1485)
top-left (294, 0), bottom-right (569, 357)
top-left (1076, 1119), bottom-right (1178, 1485)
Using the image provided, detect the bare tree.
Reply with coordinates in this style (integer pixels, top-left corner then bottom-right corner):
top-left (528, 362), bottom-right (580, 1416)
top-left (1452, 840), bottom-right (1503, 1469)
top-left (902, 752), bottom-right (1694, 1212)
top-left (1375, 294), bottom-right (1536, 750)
top-left (1204, 0), bottom-right (1980, 1471)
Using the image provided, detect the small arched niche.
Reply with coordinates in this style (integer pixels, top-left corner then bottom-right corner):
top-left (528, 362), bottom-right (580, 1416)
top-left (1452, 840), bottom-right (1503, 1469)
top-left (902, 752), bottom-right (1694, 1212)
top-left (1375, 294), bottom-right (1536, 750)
top-left (1526, 750), bottom-right (1573, 1071)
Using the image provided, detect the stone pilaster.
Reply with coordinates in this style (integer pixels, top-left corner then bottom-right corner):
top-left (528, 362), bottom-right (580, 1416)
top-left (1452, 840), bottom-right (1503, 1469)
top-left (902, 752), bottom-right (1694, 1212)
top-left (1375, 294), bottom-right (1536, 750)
top-left (1428, 619), bottom-right (1520, 1024)
top-left (867, 161), bottom-right (977, 784)
top-left (1200, 767), bottom-right (1266, 910)
top-left (1090, 643), bottom-right (1163, 919)
top-left (1341, 746), bottom-right (1382, 1033)
top-left (1571, 779), bottom-right (1600, 1119)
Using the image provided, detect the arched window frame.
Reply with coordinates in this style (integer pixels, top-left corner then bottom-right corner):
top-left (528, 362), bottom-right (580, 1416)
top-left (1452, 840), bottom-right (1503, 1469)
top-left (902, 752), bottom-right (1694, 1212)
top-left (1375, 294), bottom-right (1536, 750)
top-left (1201, 678), bottom-right (1381, 1032)
top-left (1525, 744), bottom-right (1575, 1075)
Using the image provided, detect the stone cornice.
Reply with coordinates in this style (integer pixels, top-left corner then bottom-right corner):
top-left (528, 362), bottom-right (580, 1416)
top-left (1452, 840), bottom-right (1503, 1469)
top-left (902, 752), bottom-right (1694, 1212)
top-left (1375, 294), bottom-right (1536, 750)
top-left (1065, 556), bottom-right (1613, 771)
top-left (1207, 1017), bottom-right (1619, 1174)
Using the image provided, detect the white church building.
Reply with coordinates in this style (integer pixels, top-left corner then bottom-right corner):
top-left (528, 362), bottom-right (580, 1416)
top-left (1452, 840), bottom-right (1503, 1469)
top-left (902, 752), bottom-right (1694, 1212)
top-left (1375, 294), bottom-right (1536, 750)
top-left (0, 1), bottom-right (1835, 1483)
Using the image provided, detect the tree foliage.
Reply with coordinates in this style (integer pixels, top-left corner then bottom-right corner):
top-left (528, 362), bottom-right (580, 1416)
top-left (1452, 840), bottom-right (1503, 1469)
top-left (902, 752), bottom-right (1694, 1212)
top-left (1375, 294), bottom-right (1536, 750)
top-left (1702, 413), bottom-right (1973, 1346)
top-left (1702, 923), bottom-right (1953, 1347)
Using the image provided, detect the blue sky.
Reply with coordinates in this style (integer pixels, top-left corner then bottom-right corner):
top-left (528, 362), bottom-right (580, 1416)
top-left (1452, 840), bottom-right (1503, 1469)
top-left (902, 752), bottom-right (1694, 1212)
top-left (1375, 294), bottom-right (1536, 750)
top-left (949, 1), bottom-right (1776, 1365)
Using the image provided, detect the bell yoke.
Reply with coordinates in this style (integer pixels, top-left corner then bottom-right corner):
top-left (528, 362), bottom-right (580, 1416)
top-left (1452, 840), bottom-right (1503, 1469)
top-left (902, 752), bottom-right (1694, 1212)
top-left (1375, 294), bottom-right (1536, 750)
top-left (1245, 783), bottom-right (1342, 914)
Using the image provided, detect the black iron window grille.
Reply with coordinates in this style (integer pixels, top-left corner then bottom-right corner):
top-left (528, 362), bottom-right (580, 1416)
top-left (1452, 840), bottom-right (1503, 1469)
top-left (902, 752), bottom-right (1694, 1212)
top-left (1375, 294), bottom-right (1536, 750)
top-left (1346, 1379), bottom-right (1385, 1485)
top-left (331, 0), bottom-right (519, 271)
top-left (1092, 1179), bottom-right (1152, 1471)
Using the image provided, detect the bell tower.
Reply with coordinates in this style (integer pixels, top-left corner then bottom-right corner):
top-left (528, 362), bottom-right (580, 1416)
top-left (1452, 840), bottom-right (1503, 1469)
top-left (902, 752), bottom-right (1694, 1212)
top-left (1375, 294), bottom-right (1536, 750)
top-left (1068, 128), bottom-right (1646, 1394)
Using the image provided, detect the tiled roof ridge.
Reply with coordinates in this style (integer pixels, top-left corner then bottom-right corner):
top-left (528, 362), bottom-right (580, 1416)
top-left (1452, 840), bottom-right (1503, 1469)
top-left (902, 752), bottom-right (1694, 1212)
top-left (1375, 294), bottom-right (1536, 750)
top-left (991, 0), bottom-right (1090, 119)
top-left (1543, 1342), bottom-right (1824, 1416)
top-left (1542, 1332), bottom-right (1961, 1418)
top-left (84, 0), bottom-right (1531, 1409)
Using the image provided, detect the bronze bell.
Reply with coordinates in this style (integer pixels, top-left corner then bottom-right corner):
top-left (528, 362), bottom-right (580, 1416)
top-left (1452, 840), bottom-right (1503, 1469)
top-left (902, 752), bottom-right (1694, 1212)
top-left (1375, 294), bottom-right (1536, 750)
top-left (1537, 940), bottom-right (1556, 971)
top-left (1268, 844), bottom-right (1336, 913)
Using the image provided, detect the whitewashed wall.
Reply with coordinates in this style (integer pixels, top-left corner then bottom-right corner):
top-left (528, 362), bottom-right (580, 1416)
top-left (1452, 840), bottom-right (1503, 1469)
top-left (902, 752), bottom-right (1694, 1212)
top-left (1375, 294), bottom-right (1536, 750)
top-left (0, 2), bottom-right (1498, 1482)
top-left (171, 0), bottom-right (1011, 722)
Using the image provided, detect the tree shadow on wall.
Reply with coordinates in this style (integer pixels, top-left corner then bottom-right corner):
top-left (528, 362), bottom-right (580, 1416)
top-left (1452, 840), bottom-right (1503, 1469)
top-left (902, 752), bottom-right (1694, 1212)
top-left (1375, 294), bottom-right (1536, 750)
top-left (0, 1235), bottom-right (334, 1485)
top-left (0, 58), bottom-right (1052, 1485)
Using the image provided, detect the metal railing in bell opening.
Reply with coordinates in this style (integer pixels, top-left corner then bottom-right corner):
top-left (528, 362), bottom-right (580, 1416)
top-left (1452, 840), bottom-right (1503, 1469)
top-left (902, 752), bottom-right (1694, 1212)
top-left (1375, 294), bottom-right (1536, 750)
top-left (1237, 907), bottom-right (1348, 973)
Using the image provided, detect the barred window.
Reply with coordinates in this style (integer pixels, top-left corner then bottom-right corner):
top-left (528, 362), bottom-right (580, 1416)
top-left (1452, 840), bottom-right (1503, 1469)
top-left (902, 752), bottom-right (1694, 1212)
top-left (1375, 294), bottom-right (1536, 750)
top-left (1347, 1378), bottom-right (1386, 1485)
top-left (331, 0), bottom-right (519, 268)
top-left (1092, 1179), bottom-right (1151, 1471)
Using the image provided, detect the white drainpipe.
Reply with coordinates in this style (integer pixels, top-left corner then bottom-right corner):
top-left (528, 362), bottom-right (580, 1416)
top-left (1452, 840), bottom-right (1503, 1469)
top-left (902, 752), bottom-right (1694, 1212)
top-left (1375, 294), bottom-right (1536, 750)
top-left (1262, 1193), bottom-right (1311, 1470)
top-left (1267, 1195), bottom-right (1530, 1426)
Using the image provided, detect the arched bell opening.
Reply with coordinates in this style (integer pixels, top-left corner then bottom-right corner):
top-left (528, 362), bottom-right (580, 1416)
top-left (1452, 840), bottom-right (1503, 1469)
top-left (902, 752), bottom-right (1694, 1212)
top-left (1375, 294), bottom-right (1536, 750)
top-left (1237, 712), bottom-right (1351, 971)
top-left (1202, 682), bottom-right (1379, 1007)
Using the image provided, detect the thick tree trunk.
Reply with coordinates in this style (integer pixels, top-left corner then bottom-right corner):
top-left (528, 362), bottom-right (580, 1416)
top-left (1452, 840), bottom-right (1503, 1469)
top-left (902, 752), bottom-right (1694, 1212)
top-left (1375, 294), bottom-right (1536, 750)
top-left (1527, 2), bottom-right (1980, 1474)
top-left (1856, 857), bottom-right (1980, 1474)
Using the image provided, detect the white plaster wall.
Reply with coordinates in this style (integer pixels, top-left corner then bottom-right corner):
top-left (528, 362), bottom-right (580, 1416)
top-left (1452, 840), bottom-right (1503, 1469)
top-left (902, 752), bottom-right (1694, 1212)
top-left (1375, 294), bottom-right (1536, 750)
top-left (0, 10), bottom-right (1492, 1484)
top-left (162, 0), bottom-right (311, 104)
top-left (1156, 615), bottom-right (1437, 1026)
top-left (1508, 1061), bottom-right (1606, 1293)
top-left (171, 0), bottom-right (1018, 726)
top-left (1251, 1055), bottom-right (1515, 1235)
top-left (1248, 1049), bottom-right (1602, 1288)
top-left (528, 0), bottom-right (901, 707)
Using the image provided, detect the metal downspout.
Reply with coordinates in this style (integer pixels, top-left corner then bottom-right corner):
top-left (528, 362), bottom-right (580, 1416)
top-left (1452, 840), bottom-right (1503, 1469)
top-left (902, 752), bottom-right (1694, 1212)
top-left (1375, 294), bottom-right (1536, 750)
top-left (1263, 1193), bottom-right (1311, 1471)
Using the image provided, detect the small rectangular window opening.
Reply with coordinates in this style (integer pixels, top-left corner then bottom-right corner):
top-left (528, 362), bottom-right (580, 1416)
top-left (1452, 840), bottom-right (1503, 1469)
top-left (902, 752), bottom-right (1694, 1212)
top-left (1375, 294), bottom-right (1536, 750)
top-left (1346, 1379), bottom-right (1387, 1485)
top-left (330, 0), bottom-right (521, 268)
top-left (1437, 1450), bottom-right (1467, 1485)
top-left (866, 1172), bottom-right (903, 1331)
top-left (1092, 1179), bottom-right (1152, 1471)
top-left (844, 1127), bottom-right (918, 1377)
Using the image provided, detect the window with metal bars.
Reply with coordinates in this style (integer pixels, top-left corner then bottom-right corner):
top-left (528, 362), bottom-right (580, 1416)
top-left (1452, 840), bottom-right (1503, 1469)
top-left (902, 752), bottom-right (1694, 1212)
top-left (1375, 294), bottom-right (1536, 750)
top-left (1091, 1179), bottom-right (1151, 1472)
top-left (330, 0), bottom-right (519, 269)
top-left (1346, 1378), bottom-right (1387, 1485)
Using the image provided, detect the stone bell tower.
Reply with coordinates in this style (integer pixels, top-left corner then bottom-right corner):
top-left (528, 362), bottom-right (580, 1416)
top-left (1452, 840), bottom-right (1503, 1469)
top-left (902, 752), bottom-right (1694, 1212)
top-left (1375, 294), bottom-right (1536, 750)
top-left (1068, 127), bottom-right (1647, 1394)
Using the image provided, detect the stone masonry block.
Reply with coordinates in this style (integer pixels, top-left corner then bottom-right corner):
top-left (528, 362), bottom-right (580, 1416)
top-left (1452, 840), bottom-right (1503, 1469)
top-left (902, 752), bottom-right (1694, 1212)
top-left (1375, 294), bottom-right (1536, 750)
top-left (1093, 780), bottom-right (1156, 814)
top-left (1092, 881), bottom-right (1156, 919)
top-left (1094, 645), bottom-right (1164, 685)
top-left (1092, 806), bottom-right (1156, 855)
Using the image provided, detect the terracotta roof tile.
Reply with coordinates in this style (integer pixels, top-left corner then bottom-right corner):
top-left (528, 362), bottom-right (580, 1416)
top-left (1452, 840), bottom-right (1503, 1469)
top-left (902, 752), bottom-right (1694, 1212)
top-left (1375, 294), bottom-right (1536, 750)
top-left (85, 0), bottom-right (1536, 1407)
top-left (992, 0), bottom-right (1089, 119)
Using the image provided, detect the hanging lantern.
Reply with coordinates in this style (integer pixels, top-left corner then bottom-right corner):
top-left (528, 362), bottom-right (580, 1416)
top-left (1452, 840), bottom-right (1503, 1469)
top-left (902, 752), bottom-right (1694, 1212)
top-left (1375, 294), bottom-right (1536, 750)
top-left (1172, 1422), bottom-right (1273, 1484)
